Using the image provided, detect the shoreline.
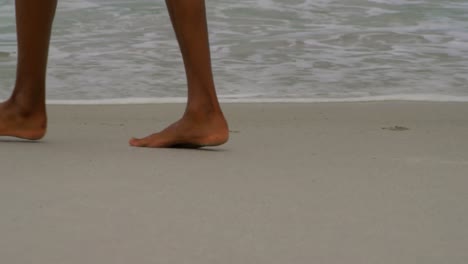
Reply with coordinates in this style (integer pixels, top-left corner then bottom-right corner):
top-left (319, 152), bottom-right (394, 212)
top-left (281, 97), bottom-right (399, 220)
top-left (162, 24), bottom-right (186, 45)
top-left (42, 94), bottom-right (468, 105)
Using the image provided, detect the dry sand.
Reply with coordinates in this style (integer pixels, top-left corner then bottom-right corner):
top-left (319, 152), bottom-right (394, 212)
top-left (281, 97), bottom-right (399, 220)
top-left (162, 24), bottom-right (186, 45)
top-left (1, 102), bottom-right (467, 263)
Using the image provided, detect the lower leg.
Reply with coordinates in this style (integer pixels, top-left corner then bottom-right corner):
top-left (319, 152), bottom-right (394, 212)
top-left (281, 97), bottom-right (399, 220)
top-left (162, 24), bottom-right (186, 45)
top-left (166, 0), bottom-right (221, 114)
top-left (130, 0), bottom-right (228, 148)
top-left (0, 0), bottom-right (57, 139)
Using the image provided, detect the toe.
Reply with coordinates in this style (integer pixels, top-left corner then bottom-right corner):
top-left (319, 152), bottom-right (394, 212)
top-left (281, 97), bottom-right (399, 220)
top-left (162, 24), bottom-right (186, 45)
top-left (129, 137), bottom-right (148, 147)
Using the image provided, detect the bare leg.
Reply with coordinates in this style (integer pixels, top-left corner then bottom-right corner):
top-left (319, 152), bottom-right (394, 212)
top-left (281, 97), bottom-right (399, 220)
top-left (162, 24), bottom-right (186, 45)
top-left (129, 0), bottom-right (229, 148)
top-left (0, 0), bottom-right (57, 140)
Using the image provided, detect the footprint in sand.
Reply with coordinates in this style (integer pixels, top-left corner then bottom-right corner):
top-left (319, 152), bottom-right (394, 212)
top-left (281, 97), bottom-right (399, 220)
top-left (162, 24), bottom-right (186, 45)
top-left (382, 126), bottom-right (409, 131)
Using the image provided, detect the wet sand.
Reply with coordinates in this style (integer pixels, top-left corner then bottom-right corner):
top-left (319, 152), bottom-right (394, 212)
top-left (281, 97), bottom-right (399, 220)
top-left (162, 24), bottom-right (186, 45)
top-left (1, 102), bottom-right (467, 263)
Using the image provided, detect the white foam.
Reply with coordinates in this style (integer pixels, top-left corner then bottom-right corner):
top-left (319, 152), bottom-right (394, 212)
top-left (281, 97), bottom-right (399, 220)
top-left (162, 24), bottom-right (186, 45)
top-left (46, 94), bottom-right (468, 105)
top-left (2, 0), bottom-right (468, 102)
top-left (365, 7), bottom-right (400, 17)
top-left (57, 0), bottom-right (100, 12)
top-left (367, 0), bottom-right (426, 5)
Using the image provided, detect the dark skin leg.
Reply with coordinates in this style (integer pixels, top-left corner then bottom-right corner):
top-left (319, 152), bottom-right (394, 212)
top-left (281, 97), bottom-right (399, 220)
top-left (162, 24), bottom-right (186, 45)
top-left (1, 0), bottom-right (228, 146)
top-left (0, 0), bottom-right (57, 140)
top-left (129, 0), bottom-right (229, 148)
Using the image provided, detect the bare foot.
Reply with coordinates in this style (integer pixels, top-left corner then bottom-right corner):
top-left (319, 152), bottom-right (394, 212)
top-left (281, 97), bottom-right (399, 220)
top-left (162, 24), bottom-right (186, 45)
top-left (0, 101), bottom-right (47, 140)
top-left (129, 112), bottom-right (229, 148)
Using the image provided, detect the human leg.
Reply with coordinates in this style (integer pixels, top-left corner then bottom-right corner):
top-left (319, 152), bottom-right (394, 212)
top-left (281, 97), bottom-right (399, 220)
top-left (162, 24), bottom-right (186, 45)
top-left (129, 0), bottom-right (229, 148)
top-left (0, 0), bottom-right (57, 139)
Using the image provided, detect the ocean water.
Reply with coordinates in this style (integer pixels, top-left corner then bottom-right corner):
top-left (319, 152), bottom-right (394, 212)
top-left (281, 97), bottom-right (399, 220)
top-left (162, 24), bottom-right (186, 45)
top-left (1, 0), bottom-right (468, 102)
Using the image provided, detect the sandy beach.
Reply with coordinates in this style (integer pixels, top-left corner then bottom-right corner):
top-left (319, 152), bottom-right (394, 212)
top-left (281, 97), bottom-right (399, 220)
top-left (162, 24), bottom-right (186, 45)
top-left (1, 101), bottom-right (467, 263)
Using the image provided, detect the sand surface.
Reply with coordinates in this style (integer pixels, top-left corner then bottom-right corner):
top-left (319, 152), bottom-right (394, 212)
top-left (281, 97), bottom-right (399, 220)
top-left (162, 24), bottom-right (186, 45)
top-left (1, 102), bottom-right (467, 263)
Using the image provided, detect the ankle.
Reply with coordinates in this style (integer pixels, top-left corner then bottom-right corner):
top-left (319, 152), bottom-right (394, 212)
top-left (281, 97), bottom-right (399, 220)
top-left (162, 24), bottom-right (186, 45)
top-left (184, 105), bottom-right (224, 121)
top-left (11, 80), bottom-right (46, 108)
top-left (7, 96), bottom-right (46, 119)
top-left (186, 97), bottom-right (223, 114)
